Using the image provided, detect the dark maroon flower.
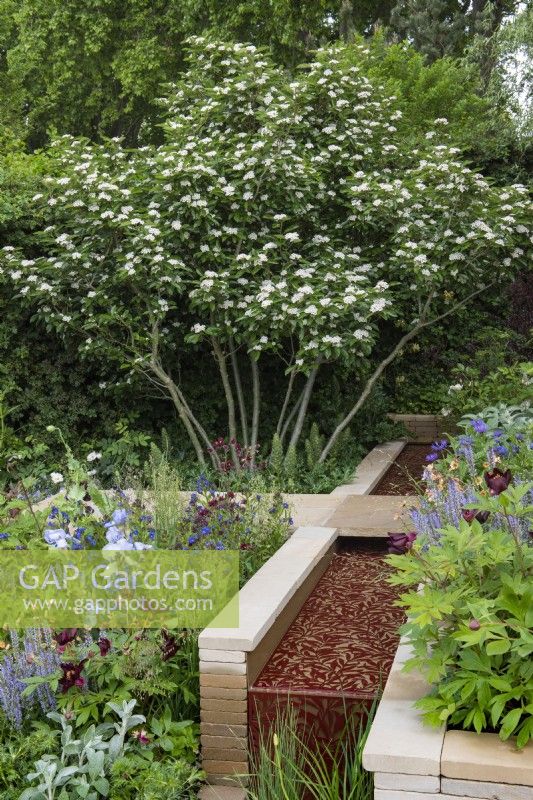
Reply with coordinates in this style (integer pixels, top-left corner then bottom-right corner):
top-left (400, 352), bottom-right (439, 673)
top-left (161, 629), bottom-right (178, 661)
top-left (59, 660), bottom-right (87, 693)
top-left (55, 629), bottom-right (78, 647)
top-left (469, 619), bottom-right (481, 631)
top-left (98, 637), bottom-right (111, 656)
top-left (484, 468), bottom-right (512, 496)
top-left (388, 531), bottom-right (417, 555)
top-left (461, 509), bottom-right (490, 524)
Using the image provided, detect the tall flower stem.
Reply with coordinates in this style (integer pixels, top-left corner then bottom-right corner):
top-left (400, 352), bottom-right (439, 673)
top-left (19, 478), bottom-right (44, 538)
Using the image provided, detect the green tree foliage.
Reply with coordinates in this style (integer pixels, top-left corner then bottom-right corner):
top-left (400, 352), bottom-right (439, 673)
top-left (0, 0), bottom-right (400, 149)
top-left (359, 33), bottom-right (523, 174)
top-left (0, 0), bottom-right (192, 148)
top-left (389, 0), bottom-right (519, 62)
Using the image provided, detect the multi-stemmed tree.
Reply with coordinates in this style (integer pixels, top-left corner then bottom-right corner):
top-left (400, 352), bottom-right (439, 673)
top-left (1, 38), bottom-right (530, 466)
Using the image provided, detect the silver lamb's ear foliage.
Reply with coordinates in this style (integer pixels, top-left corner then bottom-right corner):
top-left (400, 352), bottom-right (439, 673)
top-left (22, 701), bottom-right (146, 796)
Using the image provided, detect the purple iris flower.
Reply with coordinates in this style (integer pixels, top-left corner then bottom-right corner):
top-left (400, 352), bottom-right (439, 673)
top-left (425, 452), bottom-right (439, 462)
top-left (44, 528), bottom-right (71, 548)
top-left (431, 439), bottom-right (448, 451)
top-left (103, 537), bottom-right (134, 551)
top-left (105, 525), bottom-right (124, 544)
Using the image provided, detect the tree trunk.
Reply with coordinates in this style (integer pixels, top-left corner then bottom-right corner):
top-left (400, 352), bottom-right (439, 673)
top-left (229, 339), bottom-right (249, 447)
top-left (319, 284), bottom-right (494, 463)
top-left (213, 339), bottom-right (240, 469)
top-left (250, 356), bottom-right (261, 465)
top-left (174, 385), bottom-right (221, 470)
top-left (149, 362), bottom-right (207, 466)
top-left (288, 363), bottom-right (320, 451)
top-left (276, 370), bottom-right (296, 437)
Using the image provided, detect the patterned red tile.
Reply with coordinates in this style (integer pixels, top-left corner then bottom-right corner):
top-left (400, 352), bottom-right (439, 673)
top-left (249, 539), bottom-right (404, 751)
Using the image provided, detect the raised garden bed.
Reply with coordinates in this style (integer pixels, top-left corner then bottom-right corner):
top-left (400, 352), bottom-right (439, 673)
top-left (363, 638), bottom-right (533, 800)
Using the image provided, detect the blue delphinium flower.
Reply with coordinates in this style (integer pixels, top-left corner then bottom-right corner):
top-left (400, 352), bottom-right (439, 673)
top-left (471, 419), bottom-right (489, 434)
top-left (494, 445), bottom-right (508, 457)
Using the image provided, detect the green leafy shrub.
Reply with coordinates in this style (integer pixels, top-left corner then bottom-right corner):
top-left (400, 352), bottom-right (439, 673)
top-left (0, 723), bottom-right (59, 800)
top-left (390, 517), bottom-right (533, 747)
top-left (20, 700), bottom-right (145, 800)
top-left (441, 361), bottom-right (533, 421)
top-left (390, 416), bottom-right (533, 747)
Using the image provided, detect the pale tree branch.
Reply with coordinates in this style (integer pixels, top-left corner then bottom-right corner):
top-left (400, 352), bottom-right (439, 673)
top-left (319, 283), bottom-right (495, 463)
top-left (288, 362), bottom-right (321, 451)
top-left (229, 336), bottom-right (249, 448)
top-left (212, 337), bottom-right (240, 470)
top-left (249, 354), bottom-right (261, 465)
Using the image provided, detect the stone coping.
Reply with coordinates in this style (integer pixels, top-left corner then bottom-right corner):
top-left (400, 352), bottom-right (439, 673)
top-left (331, 440), bottom-right (406, 496)
top-left (198, 526), bottom-right (337, 652)
top-left (324, 494), bottom-right (415, 537)
top-left (363, 638), bottom-right (533, 789)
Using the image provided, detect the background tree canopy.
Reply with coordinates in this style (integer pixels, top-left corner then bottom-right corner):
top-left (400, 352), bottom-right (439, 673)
top-left (0, 0), bottom-right (527, 151)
